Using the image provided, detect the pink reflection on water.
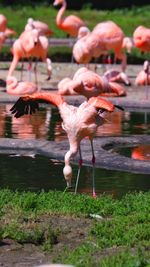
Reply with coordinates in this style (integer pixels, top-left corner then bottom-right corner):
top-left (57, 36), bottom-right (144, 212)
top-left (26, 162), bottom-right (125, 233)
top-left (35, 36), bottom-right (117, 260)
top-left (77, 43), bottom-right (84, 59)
top-left (131, 145), bottom-right (150, 161)
top-left (5, 104), bottom-right (51, 140)
top-left (1, 104), bottom-right (149, 141)
top-left (0, 105), bottom-right (127, 140)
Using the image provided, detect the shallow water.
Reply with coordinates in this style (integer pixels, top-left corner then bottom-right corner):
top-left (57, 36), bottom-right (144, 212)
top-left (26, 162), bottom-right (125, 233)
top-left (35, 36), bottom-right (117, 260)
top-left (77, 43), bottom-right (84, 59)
top-left (114, 144), bottom-right (150, 161)
top-left (2, 104), bottom-right (150, 140)
top-left (0, 153), bottom-right (150, 198)
top-left (0, 104), bottom-right (150, 198)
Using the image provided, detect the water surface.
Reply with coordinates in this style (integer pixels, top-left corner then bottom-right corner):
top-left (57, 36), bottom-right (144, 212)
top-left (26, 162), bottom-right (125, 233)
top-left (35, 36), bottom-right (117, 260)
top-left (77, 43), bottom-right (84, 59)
top-left (0, 104), bottom-right (150, 198)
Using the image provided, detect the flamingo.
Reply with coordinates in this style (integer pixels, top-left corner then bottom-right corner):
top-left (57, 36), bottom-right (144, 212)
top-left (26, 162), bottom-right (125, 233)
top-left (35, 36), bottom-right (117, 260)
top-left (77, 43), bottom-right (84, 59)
top-left (0, 14), bottom-right (16, 36)
top-left (53, 0), bottom-right (86, 37)
top-left (103, 69), bottom-right (131, 86)
top-left (10, 92), bottom-right (122, 196)
top-left (77, 26), bottom-right (90, 39)
top-left (135, 60), bottom-right (150, 86)
top-left (133, 25), bottom-right (150, 53)
top-left (73, 21), bottom-right (127, 71)
top-left (58, 67), bottom-right (126, 97)
top-left (122, 37), bottom-right (134, 54)
top-left (7, 28), bottom-right (52, 80)
top-left (6, 76), bottom-right (39, 95)
top-left (25, 17), bottom-right (53, 36)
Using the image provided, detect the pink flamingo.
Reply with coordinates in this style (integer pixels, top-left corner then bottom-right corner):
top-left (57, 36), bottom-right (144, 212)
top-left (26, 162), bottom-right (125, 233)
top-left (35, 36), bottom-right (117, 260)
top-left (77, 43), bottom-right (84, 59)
top-left (103, 69), bottom-right (131, 86)
top-left (10, 92), bottom-right (122, 196)
top-left (73, 21), bottom-right (127, 71)
top-left (0, 14), bottom-right (16, 36)
top-left (7, 28), bottom-right (52, 80)
top-left (77, 26), bottom-right (90, 39)
top-left (133, 25), bottom-right (150, 53)
top-left (58, 67), bottom-right (126, 97)
top-left (122, 37), bottom-right (134, 54)
top-left (25, 17), bottom-right (53, 36)
top-left (6, 76), bottom-right (39, 95)
top-left (53, 0), bottom-right (86, 37)
top-left (135, 60), bottom-right (150, 85)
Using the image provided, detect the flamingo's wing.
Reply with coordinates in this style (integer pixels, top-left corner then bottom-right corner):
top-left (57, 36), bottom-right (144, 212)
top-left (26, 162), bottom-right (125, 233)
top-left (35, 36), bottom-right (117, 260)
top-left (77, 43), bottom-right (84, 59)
top-left (10, 93), bottom-right (64, 118)
top-left (88, 96), bottom-right (124, 112)
top-left (10, 97), bottom-right (40, 118)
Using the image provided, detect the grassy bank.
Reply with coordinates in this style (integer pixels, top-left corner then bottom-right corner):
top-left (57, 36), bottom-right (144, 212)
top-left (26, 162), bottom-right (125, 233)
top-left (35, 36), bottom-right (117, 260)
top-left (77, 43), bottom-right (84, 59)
top-left (0, 189), bottom-right (150, 266)
top-left (1, 5), bottom-right (150, 37)
top-left (1, 5), bottom-right (150, 62)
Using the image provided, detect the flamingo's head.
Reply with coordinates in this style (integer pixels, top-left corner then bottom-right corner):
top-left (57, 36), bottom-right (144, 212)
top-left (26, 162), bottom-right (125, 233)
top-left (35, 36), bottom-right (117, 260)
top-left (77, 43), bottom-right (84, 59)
top-left (63, 165), bottom-right (72, 188)
top-left (73, 41), bottom-right (91, 64)
top-left (77, 26), bottom-right (90, 39)
top-left (53, 0), bottom-right (64, 6)
top-left (27, 17), bottom-right (34, 25)
top-left (143, 60), bottom-right (150, 73)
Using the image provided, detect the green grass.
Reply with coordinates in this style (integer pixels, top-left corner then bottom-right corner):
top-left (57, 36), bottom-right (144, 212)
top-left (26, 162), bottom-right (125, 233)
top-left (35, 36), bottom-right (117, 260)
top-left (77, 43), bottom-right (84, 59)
top-left (1, 5), bottom-right (150, 62)
top-left (1, 5), bottom-right (150, 37)
top-left (0, 189), bottom-right (150, 266)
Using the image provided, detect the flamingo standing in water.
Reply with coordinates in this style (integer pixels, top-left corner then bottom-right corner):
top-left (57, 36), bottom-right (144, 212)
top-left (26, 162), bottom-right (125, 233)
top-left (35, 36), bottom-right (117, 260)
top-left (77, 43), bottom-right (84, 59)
top-left (58, 67), bottom-right (126, 97)
top-left (53, 0), bottom-right (86, 37)
top-left (7, 28), bottom-right (52, 81)
top-left (6, 76), bottom-right (39, 95)
top-left (10, 92), bottom-right (122, 196)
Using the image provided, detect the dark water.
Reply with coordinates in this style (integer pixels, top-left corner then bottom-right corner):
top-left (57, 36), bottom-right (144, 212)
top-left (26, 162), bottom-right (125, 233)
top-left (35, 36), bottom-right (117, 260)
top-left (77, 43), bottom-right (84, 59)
top-left (0, 104), bottom-right (150, 198)
top-left (0, 153), bottom-right (150, 198)
top-left (114, 144), bottom-right (150, 161)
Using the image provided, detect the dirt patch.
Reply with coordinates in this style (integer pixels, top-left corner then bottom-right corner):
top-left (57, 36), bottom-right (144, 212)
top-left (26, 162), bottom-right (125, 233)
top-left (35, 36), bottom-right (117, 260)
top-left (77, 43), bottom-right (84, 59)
top-left (0, 214), bottom-right (92, 267)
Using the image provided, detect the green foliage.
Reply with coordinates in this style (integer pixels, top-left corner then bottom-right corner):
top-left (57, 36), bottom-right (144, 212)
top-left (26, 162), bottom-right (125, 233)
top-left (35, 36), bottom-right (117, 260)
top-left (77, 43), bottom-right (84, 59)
top-left (90, 213), bottom-right (150, 248)
top-left (0, 5), bottom-right (150, 61)
top-left (1, 190), bottom-right (150, 265)
top-left (99, 248), bottom-right (150, 267)
top-left (56, 244), bottom-right (150, 267)
top-left (0, 5), bottom-right (150, 37)
top-left (1, 190), bottom-right (150, 217)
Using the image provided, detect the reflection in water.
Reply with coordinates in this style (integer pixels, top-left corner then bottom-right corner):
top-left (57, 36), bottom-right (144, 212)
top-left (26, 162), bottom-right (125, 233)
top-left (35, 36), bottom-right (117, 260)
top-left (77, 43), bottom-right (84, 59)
top-left (132, 145), bottom-right (150, 160)
top-left (1, 104), bottom-right (150, 140)
top-left (0, 153), bottom-right (150, 198)
top-left (1, 104), bottom-right (150, 197)
top-left (114, 144), bottom-right (150, 161)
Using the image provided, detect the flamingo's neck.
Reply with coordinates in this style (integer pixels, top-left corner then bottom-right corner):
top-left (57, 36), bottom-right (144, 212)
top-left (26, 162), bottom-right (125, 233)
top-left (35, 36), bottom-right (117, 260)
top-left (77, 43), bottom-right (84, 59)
top-left (7, 76), bottom-right (18, 90)
top-left (63, 143), bottom-right (78, 187)
top-left (56, 0), bottom-right (67, 26)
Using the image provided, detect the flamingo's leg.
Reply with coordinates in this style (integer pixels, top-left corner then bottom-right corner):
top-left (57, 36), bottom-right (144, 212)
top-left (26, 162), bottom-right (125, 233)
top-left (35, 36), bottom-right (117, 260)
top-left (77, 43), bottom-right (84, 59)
top-left (74, 145), bottom-right (82, 194)
top-left (90, 139), bottom-right (96, 198)
top-left (144, 62), bottom-right (150, 100)
top-left (20, 59), bottom-right (24, 81)
top-left (27, 58), bottom-right (32, 81)
top-left (33, 58), bottom-right (38, 85)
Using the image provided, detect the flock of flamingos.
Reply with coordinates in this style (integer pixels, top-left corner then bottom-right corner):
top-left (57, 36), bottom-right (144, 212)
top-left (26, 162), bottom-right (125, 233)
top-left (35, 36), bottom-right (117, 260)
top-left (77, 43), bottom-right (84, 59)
top-left (0, 0), bottom-right (150, 197)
